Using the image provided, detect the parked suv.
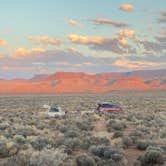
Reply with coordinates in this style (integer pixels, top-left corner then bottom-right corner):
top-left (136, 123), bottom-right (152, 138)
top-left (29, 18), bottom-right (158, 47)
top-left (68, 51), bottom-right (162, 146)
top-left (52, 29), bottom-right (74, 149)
top-left (96, 102), bottom-right (123, 113)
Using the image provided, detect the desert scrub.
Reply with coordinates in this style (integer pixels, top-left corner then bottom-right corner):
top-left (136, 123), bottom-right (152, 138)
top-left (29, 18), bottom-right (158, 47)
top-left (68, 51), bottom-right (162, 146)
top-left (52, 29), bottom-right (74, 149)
top-left (112, 131), bottom-right (123, 139)
top-left (16, 126), bottom-right (37, 137)
top-left (0, 140), bottom-right (18, 157)
top-left (31, 136), bottom-right (49, 150)
top-left (64, 129), bottom-right (79, 138)
top-left (89, 145), bottom-right (127, 166)
top-left (129, 129), bottom-right (144, 143)
top-left (0, 122), bottom-right (10, 130)
top-left (76, 154), bottom-right (96, 166)
top-left (81, 136), bottom-right (110, 150)
top-left (122, 136), bottom-right (133, 148)
top-left (76, 120), bottom-right (94, 131)
top-left (136, 140), bottom-right (154, 150)
top-left (135, 146), bottom-right (165, 166)
top-left (56, 137), bottom-right (81, 151)
top-left (4, 148), bottom-right (68, 166)
top-left (107, 120), bottom-right (126, 132)
top-left (89, 145), bottom-right (123, 160)
top-left (14, 135), bottom-right (26, 145)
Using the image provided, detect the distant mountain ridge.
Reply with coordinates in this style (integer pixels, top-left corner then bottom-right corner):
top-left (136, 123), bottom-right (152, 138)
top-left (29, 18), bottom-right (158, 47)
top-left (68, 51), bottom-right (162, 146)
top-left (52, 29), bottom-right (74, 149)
top-left (0, 69), bottom-right (166, 94)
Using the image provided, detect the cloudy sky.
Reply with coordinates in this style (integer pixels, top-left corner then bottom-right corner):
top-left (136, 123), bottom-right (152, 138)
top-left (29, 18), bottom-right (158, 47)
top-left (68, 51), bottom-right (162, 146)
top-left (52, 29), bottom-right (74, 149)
top-left (0, 0), bottom-right (165, 79)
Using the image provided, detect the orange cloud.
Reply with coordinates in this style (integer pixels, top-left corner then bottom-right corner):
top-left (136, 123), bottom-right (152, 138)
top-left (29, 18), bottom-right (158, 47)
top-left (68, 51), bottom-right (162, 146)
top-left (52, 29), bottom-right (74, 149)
top-left (113, 59), bottom-right (159, 69)
top-left (66, 19), bottom-right (82, 27)
top-left (28, 36), bottom-right (62, 46)
top-left (11, 48), bottom-right (45, 59)
top-left (0, 39), bottom-right (7, 46)
top-left (68, 34), bottom-right (105, 44)
top-left (120, 4), bottom-right (134, 11)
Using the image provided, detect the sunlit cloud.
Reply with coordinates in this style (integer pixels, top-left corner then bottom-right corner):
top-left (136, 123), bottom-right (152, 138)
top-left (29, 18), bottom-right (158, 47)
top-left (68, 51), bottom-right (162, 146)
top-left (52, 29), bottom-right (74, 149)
top-left (0, 39), bottom-right (7, 46)
top-left (117, 29), bottom-right (135, 39)
top-left (93, 18), bottom-right (128, 28)
top-left (28, 36), bottom-right (62, 46)
top-left (68, 32), bottom-right (135, 53)
top-left (68, 34), bottom-right (105, 44)
top-left (119, 4), bottom-right (135, 11)
top-left (66, 19), bottom-right (82, 27)
top-left (113, 59), bottom-right (159, 69)
top-left (11, 48), bottom-right (45, 59)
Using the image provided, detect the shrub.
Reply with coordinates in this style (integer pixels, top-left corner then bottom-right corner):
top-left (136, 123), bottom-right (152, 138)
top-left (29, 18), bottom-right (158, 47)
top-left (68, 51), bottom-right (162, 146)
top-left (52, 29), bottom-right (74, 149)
top-left (0, 123), bottom-right (9, 130)
top-left (64, 129), bottom-right (79, 138)
top-left (0, 142), bottom-right (8, 157)
top-left (56, 137), bottom-right (81, 151)
top-left (31, 137), bottom-right (48, 150)
top-left (0, 141), bottom-right (18, 158)
top-left (16, 126), bottom-right (36, 137)
top-left (104, 149), bottom-right (123, 161)
top-left (107, 120), bottom-right (126, 132)
top-left (122, 136), bottom-right (133, 148)
top-left (58, 125), bottom-right (68, 133)
top-left (76, 121), bottom-right (93, 131)
top-left (4, 148), bottom-right (67, 166)
top-left (112, 131), bottom-right (123, 139)
top-left (136, 140), bottom-right (153, 150)
top-left (89, 145), bottom-right (123, 162)
top-left (89, 145), bottom-right (106, 158)
top-left (14, 135), bottom-right (26, 145)
top-left (76, 154), bottom-right (96, 166)
top-left (136, 146), bottom-right (164, 165)
top-left (81, 136), bottom-right (109, 149)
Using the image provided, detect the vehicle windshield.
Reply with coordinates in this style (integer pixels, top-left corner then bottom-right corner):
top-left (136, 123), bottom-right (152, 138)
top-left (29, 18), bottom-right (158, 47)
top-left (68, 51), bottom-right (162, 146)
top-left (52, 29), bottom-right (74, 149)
top-left (101, 104), bottom-right (118, 108)
top-left (49, 107), bottom-right (59, 112)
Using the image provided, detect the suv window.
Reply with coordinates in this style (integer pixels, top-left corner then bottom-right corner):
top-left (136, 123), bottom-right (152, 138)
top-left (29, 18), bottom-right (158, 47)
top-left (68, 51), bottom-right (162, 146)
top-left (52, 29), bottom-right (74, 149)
top-left (101, 104), bottom-right (118, 108)
top-left (101, 104), bottom-right (112, 108)
top-left (49, 107), bottom-right (59, 112)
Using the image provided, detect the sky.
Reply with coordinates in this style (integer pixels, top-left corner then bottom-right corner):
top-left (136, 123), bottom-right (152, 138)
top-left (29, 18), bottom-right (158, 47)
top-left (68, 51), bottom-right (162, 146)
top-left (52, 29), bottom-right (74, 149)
top-left (0, 0), bottom-right (165, 79)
